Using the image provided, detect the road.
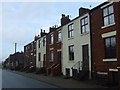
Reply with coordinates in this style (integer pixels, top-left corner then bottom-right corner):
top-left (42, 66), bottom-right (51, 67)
top-left (2, 70), bottom-right (58, 88)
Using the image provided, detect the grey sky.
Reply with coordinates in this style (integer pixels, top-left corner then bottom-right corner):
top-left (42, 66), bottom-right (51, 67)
top-left (1, 1), bottom-right (106, 62)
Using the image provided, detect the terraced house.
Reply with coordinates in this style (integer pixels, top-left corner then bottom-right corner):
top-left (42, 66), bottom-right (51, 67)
top-left (24, 37), bottom-right (38, 72)
top-left (4, 1), bottom-right (120, 88)
top-left (62, 8), bottom-right (92, 80)
top-left (45, 26), bottom-right (62, 76)
top-left (36, 30), bottom-right (47, 73)
top-left (91, 1), bottom-right (120, 86)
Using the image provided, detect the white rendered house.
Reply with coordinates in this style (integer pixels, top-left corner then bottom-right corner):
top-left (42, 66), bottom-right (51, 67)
top-left (62, 13), bottom-right (92, 79)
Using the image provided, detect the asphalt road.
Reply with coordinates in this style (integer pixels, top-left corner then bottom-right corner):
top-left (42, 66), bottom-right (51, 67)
top-left (2, 70), bottom-right (58, 88)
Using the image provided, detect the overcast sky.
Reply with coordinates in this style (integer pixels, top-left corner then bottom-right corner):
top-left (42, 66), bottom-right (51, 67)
top-left (0, 1), bottom-right (106, 62)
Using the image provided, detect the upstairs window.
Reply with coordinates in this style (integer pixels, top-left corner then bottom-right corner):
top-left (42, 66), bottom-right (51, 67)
top-left (68, 24), bottom-right (74, 38)
top-left (58, 30), bottom-right (62, 42)
top-left (69, 45), bottom-right (74, 60)
top-left (103, 5), bottom-right (115, 26)
top-left (81, 17), bottom-right (89, 34)
top-left (39, 40), bottom-right (42, 48)
top-left (50, 34), bottom-right (54, 44)
top-left (31, 43), bottom-right (33, 50)
top-left (43, 37), bottom-right (46, 46)
top-left (104, 36), bottom-right (116, 59)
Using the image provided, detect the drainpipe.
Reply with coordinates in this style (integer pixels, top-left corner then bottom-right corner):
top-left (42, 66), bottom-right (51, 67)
top-left (89, 10), bottom-right (93, 80)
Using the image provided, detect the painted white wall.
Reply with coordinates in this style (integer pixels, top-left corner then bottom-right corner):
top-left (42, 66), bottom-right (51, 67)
top-left (36, 36), bottom-right (46, 68)
top-left (62, 13), bottom-right (91, 79)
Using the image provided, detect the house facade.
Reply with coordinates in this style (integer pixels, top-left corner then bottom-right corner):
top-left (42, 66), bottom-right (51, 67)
top-left (62, 9), bottom-right (92, 80)
top-left (91, 2), bottom-right (120, 85)
top-left (46, 26), bottom-right (63, 76)
top-left (36, 30), bottom-right (47, 70)
top-left (3, 52), bottom-right (24, 70)
top-left (24, 37), bottom-right (38, 70)
top-left (45, 14), bottom-right (71, 76)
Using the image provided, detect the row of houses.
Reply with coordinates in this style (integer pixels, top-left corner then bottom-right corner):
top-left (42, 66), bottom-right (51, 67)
top-left (4, 1), bottom-right (120, 87)
top-left (3, 52), bottom-right (24, 70)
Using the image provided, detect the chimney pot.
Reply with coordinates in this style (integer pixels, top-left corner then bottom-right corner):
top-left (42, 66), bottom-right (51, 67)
top-left (62, 14), bottom-right (65, 18)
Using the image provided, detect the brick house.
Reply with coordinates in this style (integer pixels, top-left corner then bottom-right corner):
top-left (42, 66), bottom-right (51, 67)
top-left (46, 26), bottom-right (62, 76)
top-left (45, 14), bottom-right (70, 76)
top-left (24, 36), bottom-right (38, 72)
top-left (3, 52), bottom-right (24, 70)
top-left (91, 1), bottom-right (120, 86)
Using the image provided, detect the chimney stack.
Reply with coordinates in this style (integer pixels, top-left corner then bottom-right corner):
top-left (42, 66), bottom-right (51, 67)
top-left (49, 26), bottom-right (57, 33)
top-left (61, 14), bottom-right (70, 26)
top-left (79, 7), bottom-right (90, 16)
top-left (40, 29), bottom-right (47, 37)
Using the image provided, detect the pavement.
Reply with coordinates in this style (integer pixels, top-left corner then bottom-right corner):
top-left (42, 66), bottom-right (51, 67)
top-left (7, 69), bottom-right (118, 89)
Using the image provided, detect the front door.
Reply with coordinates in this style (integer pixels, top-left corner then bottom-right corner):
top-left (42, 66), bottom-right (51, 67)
top-left (58, 51), bottom-right (61, 64)
top-left (82, 45), bottom-right (89, 71)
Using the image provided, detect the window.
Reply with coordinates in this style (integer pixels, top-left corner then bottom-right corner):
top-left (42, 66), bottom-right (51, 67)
top-left (104, 36), bottom-right (116, 59)
top-left (50, 34), bottom-right (54, 44)
top-left (43, 37), bottom-right (46, 46)
top-left (43, 54), bottom-right (46, 61)
top-left (39, 40), bottom-right (42, 48)
top-left (25, 46), bottom-right (27, 52)
top-left (69, 45), bottom-right (74, 60)
top-left (38, 53), bottom-right (41, 61)
top-left (68, 24), bottom-right (74, 38)
top-left (50, 51), bottom-right (54, 61)
top-left (81, 17), bottom-right (89, 34)
top-left (103, 5), bottom-right (115, 26)
top-left (58, 30), bottom-right (62, 42)
top-left (33, 42), bottom-right (36, 49)
top-left (31, 43), bottom-right (33, 50)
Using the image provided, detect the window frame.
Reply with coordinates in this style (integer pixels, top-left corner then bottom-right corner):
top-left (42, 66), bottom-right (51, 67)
top-left (68, 23), bottom-right (74, 38)
top-left (57, 30), bottom-right (62, 42)
top-left (80, 16), bottom-right (89, 34)
top-left (50, 50), bottom-right (54, 62)
top-left (69, 45), bottom-right (74, 61)
top-left (103, 5), bottom-right (115, 26)
top-left (38, 53), bottom-right (41, 61)
top-left (43, 37), bottom-right (46, 46)
top-left (50, 34), bottom-right (54, 44)
top-left (104, 36), bottom-right (116, 59)
top-left (39, 39), bottom-right (42, 48)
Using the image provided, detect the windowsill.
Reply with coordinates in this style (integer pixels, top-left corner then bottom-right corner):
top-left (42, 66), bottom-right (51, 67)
top-left (103, 58), bottom-right (117, 62)
top-left (49, 60), bottom-right (53, 62)
top-left (68, 37), bottom-right (74, 40)
top-left (80, 32), bottom-right (89, 36)
top-left (57, 41), bottom-right (61, 43)
top-left (49, 43), bottom-right (53, 45)
top-left (68, 60), bottom-right (74, 63)
top-left (101, 23), bottom-right (115, 29)
top-left (117, 67), bottom-right (120, 69)
top-left (109, 69), bottom-right (118, 72)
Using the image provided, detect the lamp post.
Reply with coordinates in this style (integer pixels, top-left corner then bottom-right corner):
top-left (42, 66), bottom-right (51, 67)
top-left (15, 43), bottom-right (17, 53)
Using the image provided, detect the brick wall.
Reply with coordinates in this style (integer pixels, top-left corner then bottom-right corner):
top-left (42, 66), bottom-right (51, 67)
top-left (46, 28), bottom-right (62, 75)
top-left (91, 2), bottom-right (119, 85)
